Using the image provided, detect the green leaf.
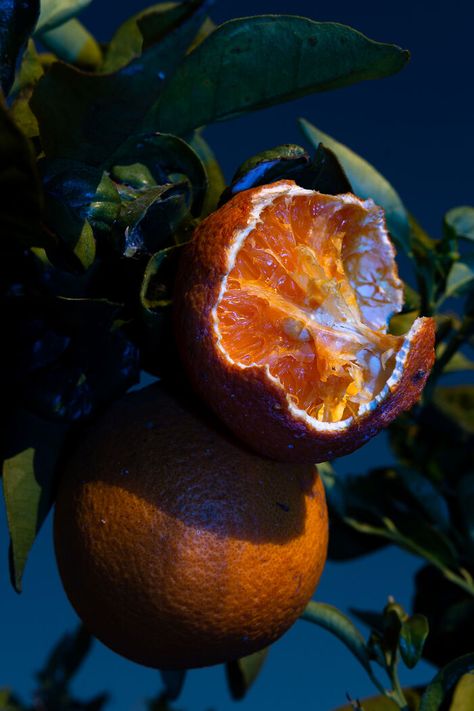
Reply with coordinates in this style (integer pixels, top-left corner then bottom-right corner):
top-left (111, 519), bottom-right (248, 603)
top-left (302, 601), bottom-right (372, 674)
top-left (190, 130), bottom-right (226, 216)
top-left (399, 614), bottom-right (429, 669)
top-left (9, 40), bottom-right (44, 137)
top-left (102, 1), bottom-right (201, 73)
top-left (228, 144), bottom-right (310, 194)
top-left (334, 690), bottom-right (421, 711)
top-left (433, 386), bottom-right (474, 435)
top-left (2, 410), bottom-right (67, 591)
top-left (419, 654), bottom-right (474, 711)
top-left (0, 0), bottom-right (39, 95)
top-left (30, 2), bottom-right (210, 164)
top-left (159, 670), bottom-right (186, 701)
top-left (44, 196), bottom-right (96, 270)
top-left (299, 118), bottom-right (410, 252)
top-left (0, 94), bottom-right (43, 250)
top-left (34, 0), bottom-right (92, 35)
top-left (109, 132), bottom-right (207, 216)
top-left (396, 467), bottom-right (451, 530)
top-left (39, 18), bottom-right (102, 70)
top-left (144, 16), bottom-right (409, 136)
top-left (444, 206), bottom-right (474, 242)
top-left (445, 258), bottom-right (474, 299)
top-left (226, 648), bottom-right (269, 700)
top-left (449, 673), bottom-right (474, 711)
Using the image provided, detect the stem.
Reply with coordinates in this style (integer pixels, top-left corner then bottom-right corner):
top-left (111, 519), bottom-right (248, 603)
top-left (424, 312), bottom-right (474, 402)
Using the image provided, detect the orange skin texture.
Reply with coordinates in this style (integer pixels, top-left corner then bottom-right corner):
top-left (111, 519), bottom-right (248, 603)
top-left (174, 181), bottom-right (436, 463)
top-left (54, 384), bottom-right (328, 670)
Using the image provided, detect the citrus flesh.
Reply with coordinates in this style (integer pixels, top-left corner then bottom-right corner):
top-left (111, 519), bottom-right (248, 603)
top-left (54, 384), bottom-right (328, 669)
top-left (175, 180), bottom-right (435, 462)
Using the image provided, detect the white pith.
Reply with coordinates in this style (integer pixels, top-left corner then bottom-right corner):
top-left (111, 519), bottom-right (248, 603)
top-left (210, 182), bottom-right (419, 433)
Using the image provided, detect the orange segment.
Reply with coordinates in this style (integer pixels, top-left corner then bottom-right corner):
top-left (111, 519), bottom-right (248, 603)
top-left (216, 191), bottom-right (402, 423)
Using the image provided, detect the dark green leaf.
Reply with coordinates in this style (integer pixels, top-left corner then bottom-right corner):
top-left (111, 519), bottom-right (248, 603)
top-left (2, 410), bottom-right (67, 591)
top-left (457, 474), bottom-right (474, 549)
top-left (305, 143), bottom-right (353, 194)
top-left (0, 689), bottom-right (26, 711)
top-left (419, 654), bottom-right (474, 711)
top-left (433, 386), bottom-right (474, 435)
top-left (30, 2), bottom-right (210, 164)
top-left (117, 182), bottom-right (191, 258)
top-left (102, 1), bottom-right (203, 72)
top-left (159, 670), bottom-right (186, 701)
top-left (228, 144), bottom-right (310, 193)
top-left (110, 132), bottom-right (207, 215)
top-left (38, 19), bottom-right (102, 70)
top-left (399, 614), bottom-right (429, 669)
top-left (0, 96), bottom-right (43, 249)
top-left (9, 40), bottom-right (44, 137)
top-left (302, 601), bottom-right (372, 674)
top-left (444, 206), bottom-right (474, 242)
top-left (299, 118), bottom-right (411, 252)
top-left (190, 130), bottom-right (226, 216)
top-left (34, 0), bottom-right (92, 34)
top-left (445, 258), bottom-right (474, 299)
top-left (44, 196), bottom-right (96, 270)
top-left (40, 158), bottom-right (121, 234)
top-left (0, 0), bottom-right (39, 95)
top-left (396, 467), bottom-right (451, 530)
top-left (144, 16), bottom-right (409, 136)
top-left (334, 690), bottom-right (421, 711)
top-left (436, 345), bottom-right (474, 373)
top-left (226, 648), bottom-right (269, 700)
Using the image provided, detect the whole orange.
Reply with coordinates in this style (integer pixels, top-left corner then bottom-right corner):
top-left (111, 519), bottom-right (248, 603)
top-left (54, 384), bottom-right (328, 669)
top-left (175, 180), bottom-right (435, 463)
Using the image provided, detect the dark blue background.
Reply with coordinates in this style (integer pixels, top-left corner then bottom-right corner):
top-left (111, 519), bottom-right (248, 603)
top-left (2, 1), bottom-right (473, 709)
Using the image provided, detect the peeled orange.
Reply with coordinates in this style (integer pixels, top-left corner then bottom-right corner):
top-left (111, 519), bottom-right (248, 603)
top-left (54, 384), bottom-right (328, 669)
top-left (175, 180), bottom-right (435, 462)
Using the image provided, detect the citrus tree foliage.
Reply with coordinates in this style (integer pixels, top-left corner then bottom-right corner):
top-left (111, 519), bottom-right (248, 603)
top-left (1, 1), bottom-right (473, 709)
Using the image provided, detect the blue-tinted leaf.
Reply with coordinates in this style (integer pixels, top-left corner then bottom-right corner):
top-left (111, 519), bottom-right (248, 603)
top-left (103, 1), bottom-right (203, 73)
top-left (226, 648), bottom-right (269, 700)
top-left (445, 258), bottom-right (474, 299)
top-left (0, 0), bottom-right (39, 95)
top-left (31, 2), bottom-right (209, 164)
top-left (2, 410), bottom-right (67, 591)
top-left (39, 18), bottom-right (102, 69)
top-left (419, 654), bottom-right (474, 711)
top-left (299, 118), bottom-right (410, 252)
top-left (444, 206), bottom-right (474, 242)
top-left (159, 670), bottom-right (186, 701)
top-left (302, 601), bottom-right (372, 674)
top-left (144, 16), bottom-right (409, 135)
top-left (34, 0), bottom-right (92, 34)
top-left (399, 614), bottom-right (429, 669)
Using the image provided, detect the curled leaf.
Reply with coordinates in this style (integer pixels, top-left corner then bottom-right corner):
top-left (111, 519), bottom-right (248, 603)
top-left (226, 648), bottom-right (269, 700)
top-left (399, 614), bottom-right (429, 669)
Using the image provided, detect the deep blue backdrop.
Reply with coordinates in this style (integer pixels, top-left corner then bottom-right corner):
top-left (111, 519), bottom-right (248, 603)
top-left (2, 1), bottom-right (473, 709)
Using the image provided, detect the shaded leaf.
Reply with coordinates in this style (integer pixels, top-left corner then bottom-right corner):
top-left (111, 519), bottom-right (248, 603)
top-left (37, 624), bottom-right (92, 691)
top-left (110, 132), bottom-right (207, 215)
top-left (226, 144), bottom-right (311, 195)
top-left (102, 1), bottom-right (202, 72)
top-left (444, 206), bottom-right (474, 242)
top-left (9, 40), bottom-right (44, 137)
top-left (31, 2), bottom-right (210, 164)
top-left (433, 386), bottom-right (474, 435)
top-left (419, 654), bottom-right (474, 711)
top-left (399, 614), bottom-right (429, 669)
top-left (39, 18), bottom-right (102, 70)
top-left (144, 16), bottom-right (409, 135)
top-left (0, 95), bottom-right (43, 249)
top-left (0, 689), bottom-right (26, 711)
top-left (44, 196), bottom-right (96, 270)
top-left (334, 689), bottom-right (421, 711)
top-left (159, 670), bottom-right (186, 701)
top-left (190, 129), bottom-right (226, 216)
top-left (0, 0), bottom-right (39, 95)
top-left (445, 259), bottom-right (474, 299)
top-left (396, 467), bottom-right (451, 530)
top-left (436, 344), bottom-right (474, 373)
top-left (302, 601), bottom-right (372, 674)
top-left (299, 118), bottom-right (410, 252)
top-left (457, 474), bottom-right (474, 549)
top-left (34, 0), bottom-right (92, 34)
top-left (2, 410), bottom-right (67, 591)
top-left (226, 648), bottom-right (269, 700)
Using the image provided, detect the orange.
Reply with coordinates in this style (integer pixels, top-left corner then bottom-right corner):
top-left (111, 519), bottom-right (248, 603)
top-left (175, 180), bottom-right (435, 462)
top-left (54, 384), bottom-right (328, 669)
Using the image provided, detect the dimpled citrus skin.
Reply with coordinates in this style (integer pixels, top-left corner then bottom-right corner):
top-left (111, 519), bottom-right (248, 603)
top-left (174, 180), bottom-right (436, 463)
top-left (54, 384), bottom-right (328, 670)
